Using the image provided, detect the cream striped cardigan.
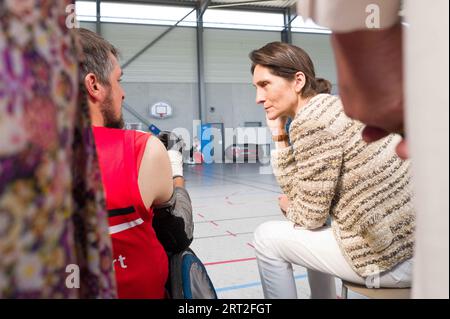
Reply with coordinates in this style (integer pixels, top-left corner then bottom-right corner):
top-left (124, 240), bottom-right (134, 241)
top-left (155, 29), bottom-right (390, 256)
top-left (271, 94), bottom-right (415, 277)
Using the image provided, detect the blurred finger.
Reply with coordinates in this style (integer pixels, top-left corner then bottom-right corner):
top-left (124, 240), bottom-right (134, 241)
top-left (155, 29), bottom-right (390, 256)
top-left (362, 126), bottom-right (390, 143)
top-left (396, 138), bottom-right (409, 159)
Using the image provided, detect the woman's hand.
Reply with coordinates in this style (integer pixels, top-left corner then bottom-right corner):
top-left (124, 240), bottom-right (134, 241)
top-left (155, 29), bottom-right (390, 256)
top-left (278, 194), bottom-right (290, 216)
top-left (266, 114), bottom-right (288, 135)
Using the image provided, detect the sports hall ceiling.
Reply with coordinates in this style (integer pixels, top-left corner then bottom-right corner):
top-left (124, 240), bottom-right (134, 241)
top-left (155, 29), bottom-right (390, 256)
top-left (99, 0), bottom-right (298, 13)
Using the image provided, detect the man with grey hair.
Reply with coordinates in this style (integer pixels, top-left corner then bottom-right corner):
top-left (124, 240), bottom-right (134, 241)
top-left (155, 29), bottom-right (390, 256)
top-left (74, 28), bottom-right (193, 298)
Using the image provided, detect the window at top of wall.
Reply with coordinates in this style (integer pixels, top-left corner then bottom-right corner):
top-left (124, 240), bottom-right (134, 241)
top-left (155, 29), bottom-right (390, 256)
top-left (75, 1), bottom-right (197, 26)
top-left (291, 16), bottom-right (331, 34)
top-left (74, 2), bottom-right (284, 31)
top-left (75, 1), bottom-right (96, 22)
top-left (74, 1), bottom-right (329, 34)
top-left (202, 9), bottom-right (284, 31)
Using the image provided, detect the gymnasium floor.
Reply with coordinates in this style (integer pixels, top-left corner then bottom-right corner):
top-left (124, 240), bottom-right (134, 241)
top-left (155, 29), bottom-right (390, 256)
top-left (184, 163), bottom-right (360, 299)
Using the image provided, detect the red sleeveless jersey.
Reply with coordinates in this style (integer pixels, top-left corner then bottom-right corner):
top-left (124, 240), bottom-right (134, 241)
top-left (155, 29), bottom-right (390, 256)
top-left (93, 127), bottom-right (168, 299)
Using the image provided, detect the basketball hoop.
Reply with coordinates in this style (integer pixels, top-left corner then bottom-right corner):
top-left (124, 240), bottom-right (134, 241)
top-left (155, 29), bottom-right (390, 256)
top-left (156, 105), bottom-right (167, 118)
top-left (150, 102), bottom-right (173, 119)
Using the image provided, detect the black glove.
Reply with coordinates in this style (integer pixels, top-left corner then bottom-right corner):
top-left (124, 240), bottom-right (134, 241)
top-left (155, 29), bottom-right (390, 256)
top-left (157, 131), bottom-right (185, 153)
top-left (153, 187), bottom-right (194, 254)
top-left (157, 131), bottom-right (185, 178)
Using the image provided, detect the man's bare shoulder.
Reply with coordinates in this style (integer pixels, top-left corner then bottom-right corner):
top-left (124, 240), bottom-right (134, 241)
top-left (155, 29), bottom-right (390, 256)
top-left (140, 134), bottom-right (172, 178)
top-left (143, 134), bottom-right (167, 158)
top-left (138, 134), bottom-right (173, 207)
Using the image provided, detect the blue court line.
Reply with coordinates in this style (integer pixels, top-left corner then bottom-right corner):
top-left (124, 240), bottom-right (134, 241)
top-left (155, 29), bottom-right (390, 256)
top-left (215, 274), bottom-right (308, 293)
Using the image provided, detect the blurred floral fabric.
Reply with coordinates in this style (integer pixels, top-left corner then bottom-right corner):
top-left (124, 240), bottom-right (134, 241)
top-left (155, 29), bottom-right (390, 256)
top-left (0, 0), bottom-right (116, 298)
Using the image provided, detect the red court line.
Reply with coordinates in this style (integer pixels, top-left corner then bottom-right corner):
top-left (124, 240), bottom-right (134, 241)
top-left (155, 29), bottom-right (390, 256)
top-left (247, 242), bottom-right (255, 248)
top-left (204, 257), bottom-right (257, 266)
top-left (210, 221), bottom-right (219, 227)
top-left (226, 230), bottom-right (237, 237)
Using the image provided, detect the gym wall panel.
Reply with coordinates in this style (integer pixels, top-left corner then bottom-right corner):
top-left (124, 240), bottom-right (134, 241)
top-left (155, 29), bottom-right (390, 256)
top-left (203, 29), bottom-right (337, 128)
top-left (292, 33), bottom-right (337, 92)
top-left (121, 82), bottom-right (199, 134)
top-left (101, 23), bottom-right (197, 83)
top-left (205, 83), bottom-right (265, 128)
top-left (80, 22), bottom-right (199, 132)
top-left (78, 22), bottom-right (337, 133)
top-left (80, 22), bottom-right (96, 32)
top-left (204, 28), bottom-right (281, 84)
top-left (203, 29), bottom-right (280, 128)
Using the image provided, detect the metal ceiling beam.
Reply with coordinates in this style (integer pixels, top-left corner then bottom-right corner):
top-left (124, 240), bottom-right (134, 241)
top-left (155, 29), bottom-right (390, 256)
top-left (92, 0), bottom-right (196, 8)
top-left (123, 102), bottom-right (151, 127)
top-left (96, 0), bottom-right (101, 35)
top-left (196, 0), bottom-right (211, 122)
top-left (208, 0), bottom-right (280, 9)
top-left (198, 0), bottom-right (211, 17)
top-left (281, 4), bottom-right (297, 43)
top-left (120, 7), bottom-right (196, 69)
top-left (85, 0), bottom-right (285, 13)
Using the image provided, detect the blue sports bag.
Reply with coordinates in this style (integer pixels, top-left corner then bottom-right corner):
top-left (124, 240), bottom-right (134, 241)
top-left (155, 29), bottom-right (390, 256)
top-left (167, 248), bottom-right (217, 299)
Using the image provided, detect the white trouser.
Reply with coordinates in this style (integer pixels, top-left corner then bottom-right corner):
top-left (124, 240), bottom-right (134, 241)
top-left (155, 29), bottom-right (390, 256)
top-left (254, 221), bottom-right (413, 299)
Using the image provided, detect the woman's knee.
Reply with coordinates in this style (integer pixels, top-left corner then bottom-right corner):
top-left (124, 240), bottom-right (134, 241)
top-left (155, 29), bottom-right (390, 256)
top-left (253, 221), bottom-right (288, 253)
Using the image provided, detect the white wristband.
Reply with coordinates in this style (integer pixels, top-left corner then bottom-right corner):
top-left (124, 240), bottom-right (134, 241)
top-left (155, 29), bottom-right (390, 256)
top-left (168, 150), bottom-right (183, 178)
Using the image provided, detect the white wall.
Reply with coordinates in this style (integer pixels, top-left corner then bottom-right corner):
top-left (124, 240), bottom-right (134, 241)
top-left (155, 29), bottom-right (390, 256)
top-left (80, 22), bottom-right (337, 134)
top-left (292, 33), bottom-right (337, 92)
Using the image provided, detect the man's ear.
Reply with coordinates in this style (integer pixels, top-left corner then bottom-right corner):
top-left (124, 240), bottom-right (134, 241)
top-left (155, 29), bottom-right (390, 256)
top-left (294, 71), bottom-right (306, 94)
top-left (84, 73), bottom-right (104, 101)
